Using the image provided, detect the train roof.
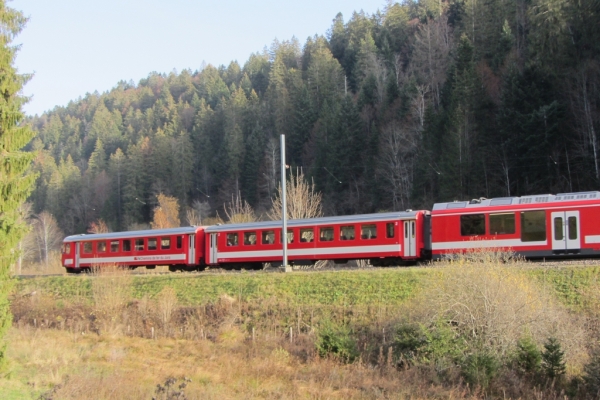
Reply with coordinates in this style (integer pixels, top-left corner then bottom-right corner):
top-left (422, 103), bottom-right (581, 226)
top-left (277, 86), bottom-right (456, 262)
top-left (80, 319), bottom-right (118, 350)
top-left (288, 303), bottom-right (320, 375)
top-left (63, 226), bottom-right (205, 242)
top-left (204, 210), bottom-right (423, 233)
top-left (432, 191), bottom-right (600, 211)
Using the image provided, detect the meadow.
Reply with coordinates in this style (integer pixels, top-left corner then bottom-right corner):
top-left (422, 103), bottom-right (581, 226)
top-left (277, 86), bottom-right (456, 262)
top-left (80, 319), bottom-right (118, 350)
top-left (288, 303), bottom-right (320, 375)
top-left (4, 254), bottom-right (600, 399)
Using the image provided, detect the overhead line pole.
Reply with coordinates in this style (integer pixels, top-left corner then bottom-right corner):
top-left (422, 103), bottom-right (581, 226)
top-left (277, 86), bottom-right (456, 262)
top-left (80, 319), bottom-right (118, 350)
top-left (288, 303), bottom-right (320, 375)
top-left (281, 134), bottom-right (290, 272)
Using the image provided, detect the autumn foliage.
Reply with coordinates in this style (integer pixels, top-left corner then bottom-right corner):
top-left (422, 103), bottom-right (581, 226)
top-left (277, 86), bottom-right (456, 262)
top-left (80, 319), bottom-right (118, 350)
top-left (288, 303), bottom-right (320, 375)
top-left (151, 194), bottom-right (180, 229)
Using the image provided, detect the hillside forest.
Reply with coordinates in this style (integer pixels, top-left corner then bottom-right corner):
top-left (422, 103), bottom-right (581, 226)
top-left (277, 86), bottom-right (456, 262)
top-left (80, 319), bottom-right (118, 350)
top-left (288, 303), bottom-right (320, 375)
top-left (25, 0), bottom-right (600, 237)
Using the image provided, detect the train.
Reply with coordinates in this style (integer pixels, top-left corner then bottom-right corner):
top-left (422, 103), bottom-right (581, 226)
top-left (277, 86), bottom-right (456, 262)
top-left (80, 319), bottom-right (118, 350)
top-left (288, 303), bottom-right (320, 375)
top-left (61, 190), bottom-right (600, 273)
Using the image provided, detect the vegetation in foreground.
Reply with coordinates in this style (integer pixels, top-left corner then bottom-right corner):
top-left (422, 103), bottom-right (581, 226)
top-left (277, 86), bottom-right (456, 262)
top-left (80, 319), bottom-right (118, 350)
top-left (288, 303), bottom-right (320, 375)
top-left (4, 252), bottom-right (600, 398)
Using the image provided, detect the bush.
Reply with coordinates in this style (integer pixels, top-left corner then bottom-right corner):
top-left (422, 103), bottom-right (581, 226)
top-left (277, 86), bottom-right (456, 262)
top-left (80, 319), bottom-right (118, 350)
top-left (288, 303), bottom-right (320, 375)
top-left (515, 336), bottom-right (541, 375)
top-left (393, 320), bottom-right (467, 377)
top-left (541, 337), bottom-right (566, 381)
top-left (583, 348), bottom-right (600, 396)
top-left (316, 322), bottom-right (358, 363)
top-left (412, 249), bottom-right (585, 363)
top-left (460, 351), bottom-right (499, 389)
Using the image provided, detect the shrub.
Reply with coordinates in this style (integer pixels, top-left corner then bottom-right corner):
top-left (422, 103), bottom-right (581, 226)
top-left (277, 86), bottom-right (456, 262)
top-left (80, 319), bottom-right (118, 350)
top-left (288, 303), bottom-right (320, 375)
top-left (541, 337), bottom-right (566, 381)
top-left (460, 351), bottom-right (499, 389)
top-left (316, 322), bottom-right (358, 363)
top-left (515, 336), bottom-right (541, 375)
top-left (583, 348), bottom-right (600, 396)
top-left (393, 320), bottom-right (467, 376)
top-left (412, 249), bottom-right (585, 363)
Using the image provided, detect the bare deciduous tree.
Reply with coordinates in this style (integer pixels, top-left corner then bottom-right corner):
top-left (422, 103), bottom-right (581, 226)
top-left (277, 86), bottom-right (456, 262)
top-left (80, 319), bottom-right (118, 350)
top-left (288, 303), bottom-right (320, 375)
top-left (31, 211), bottom-right (64, 268)
top-left (88, 219), bottom-right (110, 234)
top-left (224, 192), bottom-right (256, 223)
top-left (268, 169), bottom-right (323, 220)
top-left (15, 203), bottom-right (35, 274)
top-left (569, 62), bottom-right (600, 181)
top-left (186, 200), bottom-right (211, 226)
top-left (379, 123), bottom-right (417, 211)
top-left (151, 193), bottom-right (180, 229)
top-left (409, 15), bottom-right (453, 109)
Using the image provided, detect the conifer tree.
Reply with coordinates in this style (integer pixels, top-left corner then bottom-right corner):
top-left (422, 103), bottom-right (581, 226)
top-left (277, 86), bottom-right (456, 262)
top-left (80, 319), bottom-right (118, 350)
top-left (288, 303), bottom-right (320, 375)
top-left (0, 1), bottom-right (36, 368)
top-left (87, 138), bottom-right (106, 177)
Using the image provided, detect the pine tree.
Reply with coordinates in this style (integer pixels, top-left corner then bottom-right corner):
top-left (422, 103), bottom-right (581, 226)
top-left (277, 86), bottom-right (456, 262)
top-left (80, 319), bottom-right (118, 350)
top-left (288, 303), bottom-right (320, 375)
top-left (0, 1), bottom-right (36, 368)
top-left (541, 337), bottom-right (566, 381)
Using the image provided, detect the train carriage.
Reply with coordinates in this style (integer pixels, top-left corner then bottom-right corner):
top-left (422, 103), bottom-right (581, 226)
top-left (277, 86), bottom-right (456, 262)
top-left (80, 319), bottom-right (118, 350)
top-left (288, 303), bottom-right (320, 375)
top-left (431, 191), bottom-right (600, 259)
top-left (204, 211), bottom-right (430, 268)
top-left (61, 226), bottom-right (206, 273)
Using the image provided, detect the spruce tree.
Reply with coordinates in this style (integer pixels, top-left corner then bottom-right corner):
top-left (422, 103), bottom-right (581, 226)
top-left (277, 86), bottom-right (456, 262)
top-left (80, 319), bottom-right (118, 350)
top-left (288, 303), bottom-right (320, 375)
top-left (541, 337), bottom-right (566, 381)
top-left (0, 1), bottom-right (36, 368)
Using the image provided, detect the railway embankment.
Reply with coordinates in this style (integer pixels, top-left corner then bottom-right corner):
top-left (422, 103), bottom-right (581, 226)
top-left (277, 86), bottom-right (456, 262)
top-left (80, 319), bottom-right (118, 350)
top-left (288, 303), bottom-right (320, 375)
top-left (5, 257), bottom-right (600, 398)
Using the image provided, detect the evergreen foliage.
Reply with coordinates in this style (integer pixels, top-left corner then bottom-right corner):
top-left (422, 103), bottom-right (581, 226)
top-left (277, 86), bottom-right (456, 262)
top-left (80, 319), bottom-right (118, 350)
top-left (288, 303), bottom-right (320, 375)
top-left (541, 337), bottom-right (566, 381)
top-left (316, 322), bottom-right (359, 363)
top-left (0, 1), bottom-right (36, 368)
top-left (22, 0), bottom-right (600, 234)
top-left (515, 336), bottom-right (542, 375)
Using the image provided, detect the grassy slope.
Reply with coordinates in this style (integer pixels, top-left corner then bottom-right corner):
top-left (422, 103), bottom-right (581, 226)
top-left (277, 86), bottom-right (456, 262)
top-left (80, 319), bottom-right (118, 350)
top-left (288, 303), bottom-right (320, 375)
top-left (14, 268), bottom-right (424, 306)
top-left (4, 264), bottom-right (600, 399)
top-left (13, 265), bottom-right (600, 308)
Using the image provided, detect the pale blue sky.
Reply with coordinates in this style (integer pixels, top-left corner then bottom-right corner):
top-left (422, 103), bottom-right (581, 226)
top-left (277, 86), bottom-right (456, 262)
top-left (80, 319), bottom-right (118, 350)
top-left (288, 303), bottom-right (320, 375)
top-left (12, 0), bottom-right (385, 116)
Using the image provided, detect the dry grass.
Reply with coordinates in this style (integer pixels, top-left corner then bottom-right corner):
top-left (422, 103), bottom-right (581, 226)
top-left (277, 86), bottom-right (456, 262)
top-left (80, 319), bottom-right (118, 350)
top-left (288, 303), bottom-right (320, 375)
top-left (19, 251), bottom-right (65, 275)
top-left (2, 326), bottom-right (487, 400)
top-left (6, 251), bottom-right (600, 398)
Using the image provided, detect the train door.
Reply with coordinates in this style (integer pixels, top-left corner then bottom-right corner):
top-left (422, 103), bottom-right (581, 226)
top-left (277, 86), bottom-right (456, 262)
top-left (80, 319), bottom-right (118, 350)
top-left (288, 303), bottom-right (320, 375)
top-left (209, 233), bottom-right (218, 264)
top-left (551, 211), bottom-right (581, 252)
top-left (403, 220), bottom-right (417, 257)
top-left (75, 242), bottom-right (80, 269)
top-left (188, 234), bottom-right (196, 265)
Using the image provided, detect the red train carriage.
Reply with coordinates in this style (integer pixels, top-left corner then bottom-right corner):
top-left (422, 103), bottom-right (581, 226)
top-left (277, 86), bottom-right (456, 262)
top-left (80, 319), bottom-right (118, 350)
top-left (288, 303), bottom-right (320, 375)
top-left (431, 191), bottom-right (600, 259)
top-left (204, 211), bottom-right (430, 268)
top-left (61, 226), bottom-right (206, 273)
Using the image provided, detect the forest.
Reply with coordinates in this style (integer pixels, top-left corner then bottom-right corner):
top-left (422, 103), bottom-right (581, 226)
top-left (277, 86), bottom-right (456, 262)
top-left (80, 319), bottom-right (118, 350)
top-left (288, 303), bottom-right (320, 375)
top-left (24, 0), bottom-right (600, 238)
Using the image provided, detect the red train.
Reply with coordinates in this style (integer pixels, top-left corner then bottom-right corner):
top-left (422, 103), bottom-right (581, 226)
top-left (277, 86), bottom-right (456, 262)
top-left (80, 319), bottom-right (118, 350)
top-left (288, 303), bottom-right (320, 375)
top-left (61, 191), bottom-right (600, 273)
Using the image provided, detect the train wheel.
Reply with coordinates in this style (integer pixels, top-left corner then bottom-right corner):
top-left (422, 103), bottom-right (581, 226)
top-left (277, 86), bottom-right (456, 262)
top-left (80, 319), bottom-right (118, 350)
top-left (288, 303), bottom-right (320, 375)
top-left (168, 265), bottom-right (180, 272)
top-left (66, 268), bottom-right (81, 274)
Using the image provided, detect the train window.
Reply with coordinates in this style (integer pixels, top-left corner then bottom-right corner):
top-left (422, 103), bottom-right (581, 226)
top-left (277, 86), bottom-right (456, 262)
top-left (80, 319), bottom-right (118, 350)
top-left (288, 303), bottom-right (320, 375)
top-left (123, 240), bottom-right (131, 252)
top-left (460, 214), bottom-right (485, 236)
top-left (300, 228), bottom-right (314, 242)
top-left (361, 224), bottom-right (377, 239)
top-left (554, 217), bottom-right (564, 240)
top-left (520, 211), bottom-right (546, 242)
top-left (386, 223), bottom-right (395, 238)
top-left (286, 229), bottom-right (294, 243)
top-left (63, 244), bottom-right (71, 254)
top-left (227, 233), bottom-right (238, 246)
top-left (110, 240), bottom-right (119, 252)
top-left (97, 241), bottom-right (106, 253)
top-left (135, 239), bottom-right (144, 251)
top-left (489, 213), bottom-right (515, 235)
top-left (340, 225), bottom-right (355, 240)
top-left (244, 232), bottom-right (257, 245)
top-left (148, 238), bottom-right (157, 250)
top-left (176, 236), bottom-right (182, 249)
top-left (262, 230), bottom-right (275, 245)
top-left (83, 242), bottom-right (92, 253)
top-left (320, 227), bottom-right (334, 241)
top-left (161, 237), bottom-right (171, 249)
top-left (568, 217), bottom-right (578, 240)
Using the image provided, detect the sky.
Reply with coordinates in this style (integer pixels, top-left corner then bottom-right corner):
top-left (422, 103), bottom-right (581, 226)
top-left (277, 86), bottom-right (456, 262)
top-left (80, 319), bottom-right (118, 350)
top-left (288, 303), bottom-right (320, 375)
top-left (12, 0), bottom-right (386, 116)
